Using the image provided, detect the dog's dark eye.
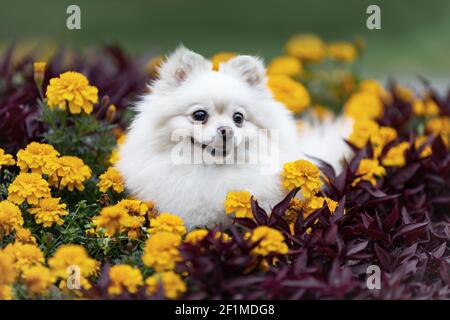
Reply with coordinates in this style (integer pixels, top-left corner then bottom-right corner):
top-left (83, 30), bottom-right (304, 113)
top-left (233, 112), bottom-right (244, 125)
top-left (192, 110), bottom-right (208, 123)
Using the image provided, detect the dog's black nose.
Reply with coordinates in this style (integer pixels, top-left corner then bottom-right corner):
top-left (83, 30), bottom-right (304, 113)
top-left (217, 126), bottom-right (233, 138)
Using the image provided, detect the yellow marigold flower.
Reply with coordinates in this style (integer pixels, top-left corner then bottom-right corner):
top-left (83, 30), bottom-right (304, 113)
top-left (211, 52), bottom-right (237, 71)
top-left (426, 116), bottom-right (450, 146)
top-left (0, 251), bottom-right (16, 286)
top-left (303, 196), bottom-right (338, 218)
top-left (28, 197), bottom-right (68, 228)
top-left (49, 156), bottom-right (91, 191)
top-left (109, 148), bottom-right (120, 164)
top-left (46, 71), bottom-right (99, 114)
top-left (246, 226), bottom-right (288, 256)
top-left (117, 134), bottom-right (127, 145)
top-left (0, 148), bottom-right (15, 170)
top-left (22, 265), bottom-right (54, 296)
top-left (121, 214), bottom-right (144, 239)
top-left (7, 172), bottom-right (51, 205)
top-left (394, 85), bottom-right (415, 103)
top-left (16, 142), bottom-right (60, 175)
top-left (0, 200), bottom-right (24, 237)
top-left (267, 75), bottom-right (311, 114)
top-left (348, 118), bottom-right (380, 149)
top-left (371, 126), bottom-right (398, 157)
top-left (146, 271), bottom-right (186, 299)
top-left (382, 142), bottom-right (410, 167)
top-left (4, 243), bottom-right (45, 274)
top-left (213, 231), bottom-right (231, 241)
top-left (325, 198), bottom-right (338, 213)
top-left (327, 42), bottom-right (357, 63)
top-left (48, 244), bottom-right (98, 289)
top-left (93, 205), bottom-right (128, 236)
top-left (359, 79), bottom-right (391, 104)
top-left (145, 201), bottom-right (157, 220)
top-left (185, 229), bottom-right (230, 245)
top-left (117, 199), bottom-right (149, 217)
top-left (108, 264), bottom-right (143, 296)
top-left (344, 91), bottom-right (383, 120)
top-left (142, 232), bottom-right (182, 272)
top-left (224, 191), bottom-right (253, 219)
top-left (303, 196), bottom-right (324, 217)
top-left (285, 34), bottom-right (326, 62)
top-left (98, 167), bottom-right (124, 193)
top-left (413, 99), bottom-right (439, 117)
top-left (285, 198), bottom-right (303, 224)
top-left (373, 126), bottom-right (398, 147)
top-left (281, 159), bottom-right (323, 198)
top-left (149, 213), bottom-right (187, 236)
top-left (415, 136), bottom-right (432, 158)
top-left (0, 285), bottom-right (13, 300)
top-left (353, 158), bottom-right (386, 186)
top-left (15, 228), bottom-right (37, 245)
top-left (116, 199), bottom-right (149, 239)
top-left (185, 229), bottom-right (209, 244)
top-left (267, 56), bottom-right (302, 77)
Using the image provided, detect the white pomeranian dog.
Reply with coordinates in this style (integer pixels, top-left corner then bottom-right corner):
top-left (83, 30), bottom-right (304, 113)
top-left (117, 47), bottom-right (353, 229)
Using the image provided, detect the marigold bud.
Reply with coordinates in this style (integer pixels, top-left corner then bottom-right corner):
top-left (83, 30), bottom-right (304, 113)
top-left (33, 62), bottom-right (47, 87)
top-left (106, 104), bottom-right (117, 122)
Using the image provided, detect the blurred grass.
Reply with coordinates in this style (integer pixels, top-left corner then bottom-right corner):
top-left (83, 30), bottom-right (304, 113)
top-left (1, 0), bottom-right (450, 82)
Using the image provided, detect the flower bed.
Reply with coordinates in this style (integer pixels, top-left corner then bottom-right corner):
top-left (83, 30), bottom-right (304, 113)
top-left (0, 35), bottom-right (449, 300)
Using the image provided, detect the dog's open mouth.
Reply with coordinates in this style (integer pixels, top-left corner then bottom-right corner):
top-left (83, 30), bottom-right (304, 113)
top-left (190, 137), bottom-right (229, 157)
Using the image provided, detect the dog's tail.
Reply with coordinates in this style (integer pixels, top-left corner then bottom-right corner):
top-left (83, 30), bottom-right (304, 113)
top-left (297, 114), bottom-right (354, 174)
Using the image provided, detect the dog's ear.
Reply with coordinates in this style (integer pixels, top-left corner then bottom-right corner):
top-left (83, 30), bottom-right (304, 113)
top-left (219, 55), bottom-right (266, 88)
top-left (155, 46), bottom-right (211, 90)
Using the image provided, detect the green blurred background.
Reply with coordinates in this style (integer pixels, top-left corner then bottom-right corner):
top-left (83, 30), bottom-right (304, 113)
top-left (1, 0), bottom-right (449, 84)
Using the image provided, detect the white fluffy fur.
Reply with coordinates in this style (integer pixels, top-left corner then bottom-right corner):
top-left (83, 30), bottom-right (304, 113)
top-left (117, 47), bottom-right (352, 230)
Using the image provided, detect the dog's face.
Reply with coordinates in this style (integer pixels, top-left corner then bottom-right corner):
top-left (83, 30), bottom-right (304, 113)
top-left (144, 47), bottom-right (274, 160)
